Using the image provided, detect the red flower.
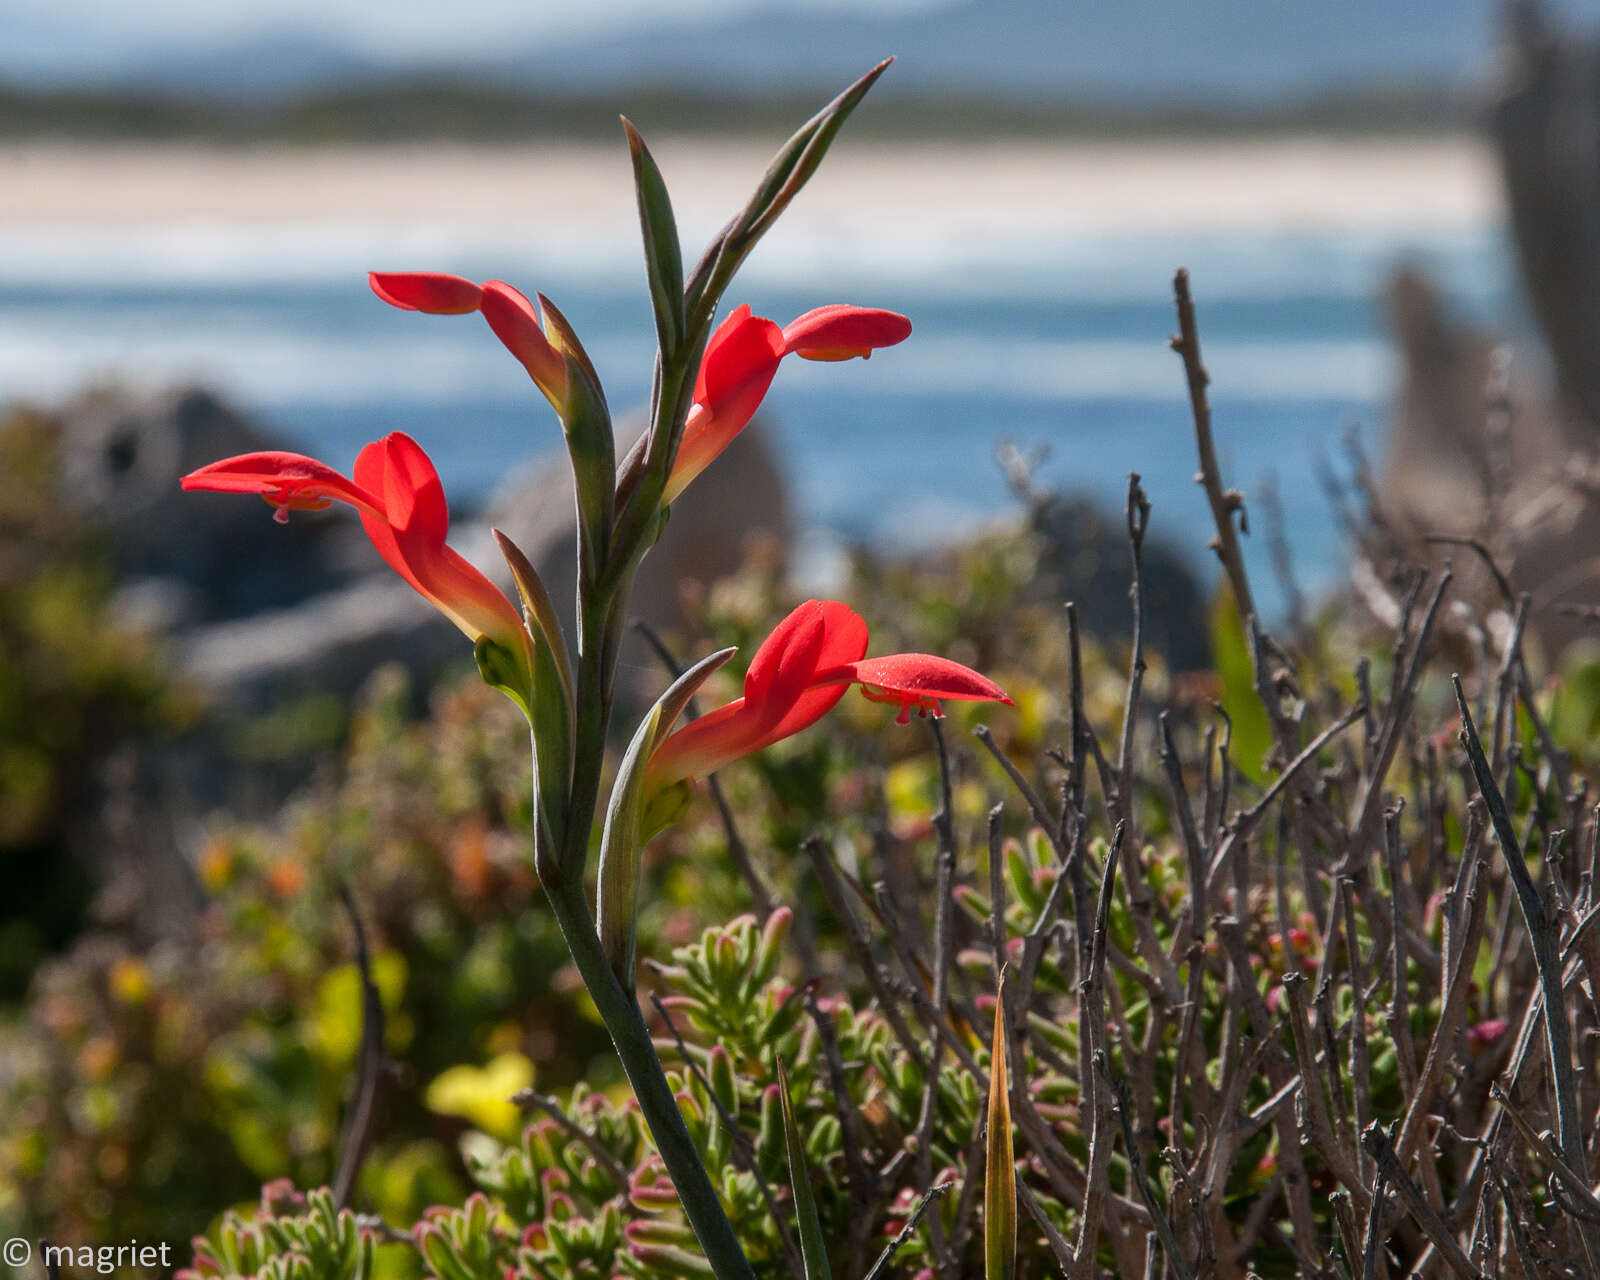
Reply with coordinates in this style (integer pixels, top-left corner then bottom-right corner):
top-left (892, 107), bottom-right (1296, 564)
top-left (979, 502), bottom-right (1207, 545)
top-left (181, 432), bottom-right (531, 688)
top-left (372, 272), bottom-right (910, 506)
top-left (664, 303), bottom-right (911, 502)
top-left (645, 599), bottom-right (1009, 792)
top-left (370, 271), bottom-right (568, 414)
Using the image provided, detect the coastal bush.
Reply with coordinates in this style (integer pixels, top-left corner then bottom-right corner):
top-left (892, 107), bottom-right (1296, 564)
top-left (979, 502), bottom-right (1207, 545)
top-left (0, 402), bottom-right (185, 999)
top-left (9, 62), bottom-right (1600, 1280)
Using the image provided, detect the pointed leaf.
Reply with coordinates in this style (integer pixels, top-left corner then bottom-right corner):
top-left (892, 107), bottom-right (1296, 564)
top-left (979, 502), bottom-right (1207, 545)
top-left (555, 345), bottom-right (616, 579)
top-left (596, 645), bottom-right (738, 987)
top-left (494, 529), bottom-right (574, 704)
top-left (492, 531), bottom-right (574, 854)
top-left (650, 645), bottom-right (738, 752)
top-left (538, 293), bottom-right (607, 406)
top-left (777, 1058), bottom-right (831, 1280)
top-left (684, 59), bottom-right (891, 325)
top-left (597, 702), bottom-right (661, 989)
top-left (985, 988), bottom-right (1017, 1280)
top-left (623, 117), bottom-right (686, 358)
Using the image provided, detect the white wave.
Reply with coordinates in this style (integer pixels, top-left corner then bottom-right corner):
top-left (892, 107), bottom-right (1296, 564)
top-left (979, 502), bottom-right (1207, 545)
top-left (0, 301), bottom-right (1393, 407)
top-left (0, 216), bottom-right (1504, 305)
top-left (780, 335), bottom-right (1395, 403)
top-left (0, 317), bottom-right (654, 406)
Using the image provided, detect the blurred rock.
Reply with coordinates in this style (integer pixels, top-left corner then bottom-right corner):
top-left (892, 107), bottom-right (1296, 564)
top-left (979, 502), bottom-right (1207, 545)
top-left (175, 579), bottom-right (461, 707)
top-left (1025, 491), bottom-right (1210, 671)
top-left (998, 447), bottom-right (1209, 670)
top-left (46, 385), bottom-right (792, 712)
top-left (56, 385), bottom-right (362, 620)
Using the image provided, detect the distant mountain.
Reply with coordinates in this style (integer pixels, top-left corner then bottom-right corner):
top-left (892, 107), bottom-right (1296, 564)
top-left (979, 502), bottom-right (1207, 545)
top-left (505, 0), bottom-right (1494, 105)
top-left (0, 0), bottom-right (1521, 108)
top-left (107, 31), bottom-right (385, 102)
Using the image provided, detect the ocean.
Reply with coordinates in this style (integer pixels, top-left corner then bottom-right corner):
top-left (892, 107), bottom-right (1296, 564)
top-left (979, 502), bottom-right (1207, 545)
top-left (0, 214), bottom-right (1511, 620)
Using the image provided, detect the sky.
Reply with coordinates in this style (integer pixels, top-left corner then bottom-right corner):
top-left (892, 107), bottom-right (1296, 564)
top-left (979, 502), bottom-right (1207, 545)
top-left (6, 0), bottom-right (936, 69)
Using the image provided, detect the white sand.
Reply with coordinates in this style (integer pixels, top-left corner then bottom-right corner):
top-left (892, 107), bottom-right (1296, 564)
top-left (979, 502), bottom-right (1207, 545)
top-left (0, 135), bottom-right (1499, 238)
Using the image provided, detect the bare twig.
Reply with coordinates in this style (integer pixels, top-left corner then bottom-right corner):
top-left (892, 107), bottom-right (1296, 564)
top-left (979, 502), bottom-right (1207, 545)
top-left (861, 1181), bottom-right (956, 1280)
top-left (1171, 267), bottom-right (1255, 625)
top-left (333, 884), bottom-right (386, 1210)
top-left (511, 1089), bottom-right (631, 1191)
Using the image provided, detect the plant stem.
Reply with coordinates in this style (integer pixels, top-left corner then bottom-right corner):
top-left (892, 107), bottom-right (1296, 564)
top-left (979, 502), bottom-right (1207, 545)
top-left (543, 872), bottom-right (757, 1280)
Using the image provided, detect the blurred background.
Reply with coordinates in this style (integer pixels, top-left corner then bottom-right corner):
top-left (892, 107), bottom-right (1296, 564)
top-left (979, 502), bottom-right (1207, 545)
top-left (7, 0), bottom-right (1579, 596)
top-left (10, 0), bottom-right (1600, 1261)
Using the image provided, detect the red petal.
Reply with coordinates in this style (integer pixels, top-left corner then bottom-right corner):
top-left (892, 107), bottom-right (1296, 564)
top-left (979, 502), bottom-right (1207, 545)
top-left (837, 653), bottom-right (1012, 705)
top-left (352, 439), bottom-right (428, 598)
top-left (646, 600), bottom-right (868, 787)
top-left (782, 305), bottom-right (911, 362)
top-left (369, 271), bottom-right (483, 314)
top-left (377, 432), bottom-right (450, 541)
top-left (180, 450), bottom-right (382, 516)
top-left (695, 305), bottom-right (784, 411)
top-left (744, 600), bottom-right (867, 707)
top-left (352, 436), bottom-right (522, 646)
top-left (743, 601), bottom-right (827, 711)
top-left (480, 281), bottom-right (566, 405)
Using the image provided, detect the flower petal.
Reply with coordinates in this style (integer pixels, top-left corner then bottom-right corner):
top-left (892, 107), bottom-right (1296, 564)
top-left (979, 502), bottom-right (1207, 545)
top-left (180, 450), bottom-right (384, 518)
top-left (666, 307), bottom-right (785, 503)
top-left (645, 600), bottom-right (867, 788)
top-left (694, 305), bottom-right (785, 408)
top-left (350, 434), bottom-right (522, 648)
top-left (837, 653), bottom-right (1012, 706)
top-left (376, 432), bottom-right (450, 541)
top-left (782, 305), bottom-right (911, 362)
top-left (369, 271), bottom-right (483, 314)
top-left (480, 281), bottom-right (567, 408)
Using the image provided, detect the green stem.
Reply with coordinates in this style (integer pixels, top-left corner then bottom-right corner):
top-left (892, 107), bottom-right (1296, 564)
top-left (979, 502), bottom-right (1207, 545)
top-left (558, 590), bottom-right (613, 878)
top-left (544, 874), bottom-right (756, 1280)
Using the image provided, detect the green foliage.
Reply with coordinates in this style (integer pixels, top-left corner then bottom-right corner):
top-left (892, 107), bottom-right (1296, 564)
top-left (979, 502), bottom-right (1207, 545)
top-left (181, 1184), bottom-right (381, 1280)
top-left (0, 405), bottom-right (185, 995)
top-left (0, 670), bottom-right (613, 1258)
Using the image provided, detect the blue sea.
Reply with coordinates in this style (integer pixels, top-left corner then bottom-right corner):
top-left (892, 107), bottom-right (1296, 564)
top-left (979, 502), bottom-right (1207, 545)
top-left (0, 216), bottom-right (1512, 619)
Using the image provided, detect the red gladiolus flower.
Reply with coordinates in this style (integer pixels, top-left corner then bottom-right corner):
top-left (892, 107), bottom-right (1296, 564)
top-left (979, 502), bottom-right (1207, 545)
top-left (645, 599), bottom-right (1009, 792)
top-left (369, 271), bottom-right (568, 413)
top-left (662, 303), bottom-right (911, 503)
top-left (181, 432), bottom-right (531, 686)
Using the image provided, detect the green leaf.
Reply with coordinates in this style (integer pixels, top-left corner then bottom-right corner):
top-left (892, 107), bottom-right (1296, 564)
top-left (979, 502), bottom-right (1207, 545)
top-left (1209, 590), bottom-right (1270, 784)
top-left (777, 1057), bottom-right (831, 1280)
top-left (684, 58), bottom-right (892, 327)
top-left (623, 117), bottom-right (686, 359)
top-left (596, 645), bottom-right (736, 986)
top-left (985, 988), bottom-right (1016, 1280)
top-left (494, 528), bottom-right (574, 703)
top-left (538, 294), bottom-right (615, 579)
top-left (596, 701), bottom-right (661, 989)
top-left (493, 530), bottom-right (574, 851)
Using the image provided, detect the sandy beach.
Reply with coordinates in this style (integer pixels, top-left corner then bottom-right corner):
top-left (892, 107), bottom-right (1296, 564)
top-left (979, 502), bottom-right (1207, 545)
top-left (0, 135), bottom-right (1499, 238)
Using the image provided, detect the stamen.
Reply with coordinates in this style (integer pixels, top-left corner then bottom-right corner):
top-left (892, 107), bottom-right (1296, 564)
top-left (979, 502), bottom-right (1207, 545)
top-left (272, 507), bottom-right (289, 525)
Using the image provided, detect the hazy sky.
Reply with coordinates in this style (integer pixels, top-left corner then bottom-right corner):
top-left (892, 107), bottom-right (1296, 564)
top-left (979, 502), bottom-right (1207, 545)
top-left (9, 0), bottom-right (937, 61)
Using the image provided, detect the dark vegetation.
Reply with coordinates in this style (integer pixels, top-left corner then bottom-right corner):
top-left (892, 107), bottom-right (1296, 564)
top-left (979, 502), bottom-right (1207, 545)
top-left (0, 78), bottom-right (1469, 143)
